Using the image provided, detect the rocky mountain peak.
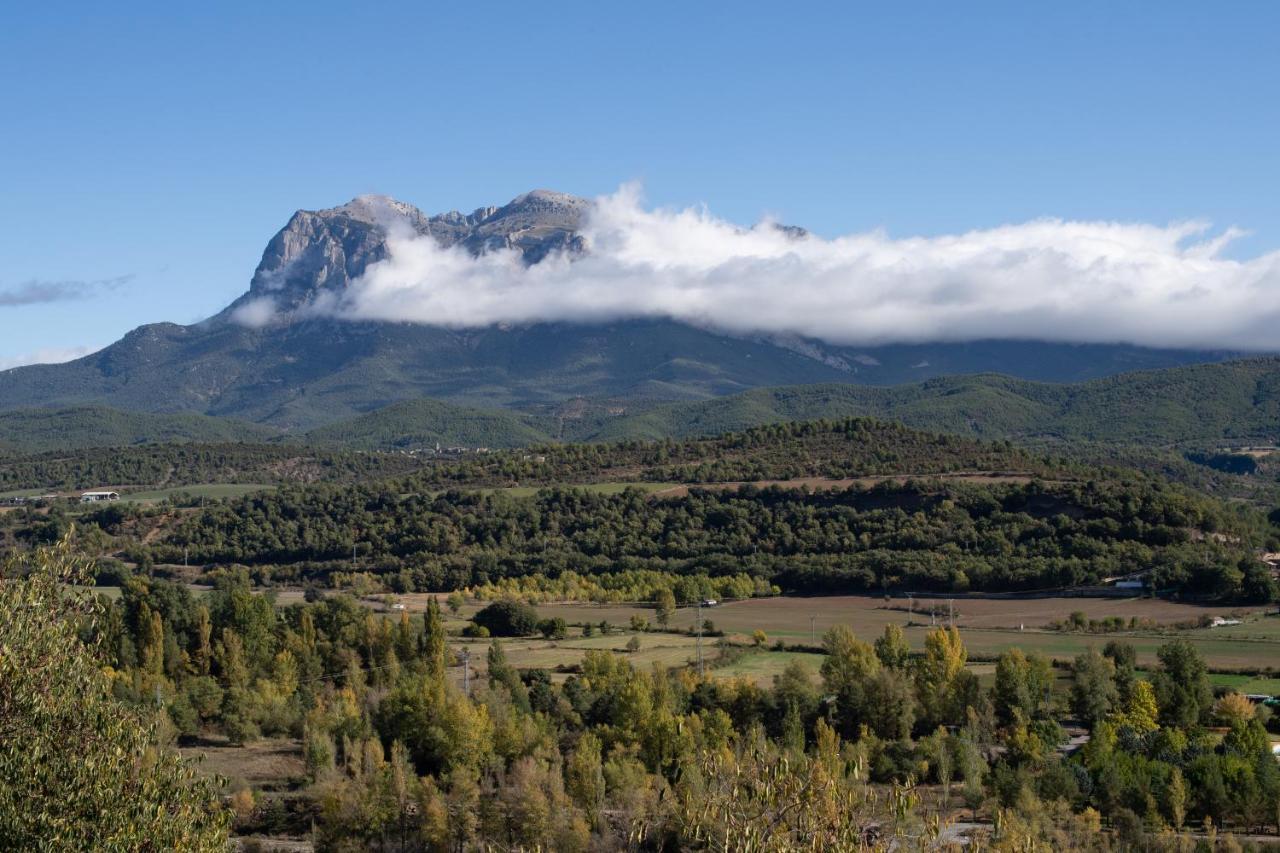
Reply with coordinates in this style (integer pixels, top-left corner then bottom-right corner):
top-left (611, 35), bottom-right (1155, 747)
top-left (231, 190), bottom-right (591, 315)
top-left (322, 194), bottom-right (429, 228)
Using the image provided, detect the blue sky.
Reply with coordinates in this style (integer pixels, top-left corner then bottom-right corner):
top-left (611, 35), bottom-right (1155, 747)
top-left (2, 1), bottom-right (1278, 366)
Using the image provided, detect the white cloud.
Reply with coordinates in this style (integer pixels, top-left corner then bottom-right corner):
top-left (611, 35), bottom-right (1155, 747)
top-left (0, 345), bottom-right (98, 372)
top-left (297, 184), bottom-right (1280, 351)
top-left (230, 297), bottom-right (279, 329)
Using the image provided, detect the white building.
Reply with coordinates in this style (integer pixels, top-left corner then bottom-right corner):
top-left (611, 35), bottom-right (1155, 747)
top-left (80, 491), bottom-right (120, 503)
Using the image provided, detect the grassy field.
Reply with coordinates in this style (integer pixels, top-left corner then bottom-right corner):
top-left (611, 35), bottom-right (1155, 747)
top-left (446, 632), bottom-right (706, 683)
top-left (489, 595), bottom-right (1280, 672)
top-left (714, 650), bottom-right (824, 683)
top-left (179, 736), bottom-right (306, 792)
top-left (119, 483), bottom-right (274, 504)
top-left (270, 589), bottom-right (1280, 679)
top-left (1207, 673), bottom-right (1280, 694)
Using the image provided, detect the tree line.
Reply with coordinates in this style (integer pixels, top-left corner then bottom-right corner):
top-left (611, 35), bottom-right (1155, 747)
top-left (143, 477), bottom-right (1277, 602)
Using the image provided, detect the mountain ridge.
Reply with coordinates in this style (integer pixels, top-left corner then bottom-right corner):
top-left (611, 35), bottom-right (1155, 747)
top-left (6, 356), bottom-right (1280, 455)
top-left (0, 189), bottom-right (1252, 428)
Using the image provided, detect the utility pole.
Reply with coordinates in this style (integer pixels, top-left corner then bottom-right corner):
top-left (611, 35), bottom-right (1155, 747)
top-left (696, 602), bottom-right (704, 678)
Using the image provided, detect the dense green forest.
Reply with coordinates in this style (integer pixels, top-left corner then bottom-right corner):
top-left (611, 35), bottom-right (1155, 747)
top-left (149, 476), bottom-right (1274, 602)
top-left (302, 398), bottom-right (558, 450)
top-left (0, 404), bottom-right (277, 453)
top-left (11, 419), bottom-right (1276, 604)
top-left (6, 357), bottom-right (1280, 460)
top-left (401, 418), bottom-right (1051, 491)
top-left (0, 442), bottom-right (424, 491)
top-left (11, 538), bottom-right (1278, 850)
top-left (585, 357), bottom-right (1280, 446)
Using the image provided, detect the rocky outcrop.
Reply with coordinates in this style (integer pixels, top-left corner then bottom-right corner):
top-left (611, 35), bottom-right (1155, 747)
top-left (228, 189), bottom-right (588, 316)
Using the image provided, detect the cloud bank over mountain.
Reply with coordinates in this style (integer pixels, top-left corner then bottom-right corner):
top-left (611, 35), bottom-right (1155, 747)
top-left (272, 185), bottom-right (1280, 351)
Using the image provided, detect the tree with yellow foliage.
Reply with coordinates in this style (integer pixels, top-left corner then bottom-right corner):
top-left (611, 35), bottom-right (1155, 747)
top-left (0, 535), bottom-right (228, 850)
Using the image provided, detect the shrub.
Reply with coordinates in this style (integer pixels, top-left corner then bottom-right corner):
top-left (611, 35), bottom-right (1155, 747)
top-left (473, 599), bottom-right (540, 636)
top-left (538, 617), bottom-right (568, 640)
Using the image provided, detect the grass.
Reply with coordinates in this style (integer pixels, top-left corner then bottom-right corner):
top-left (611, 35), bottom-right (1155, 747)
top-left (714, 650), bottom-right (824, 684)
top-left (446, 631), bottom-right (704, 681)
top-left (118, 483), bottom-right (274, 504)
top-left (496, 596), bottom-right (1280, 672)
top-left (1206, 674), bottom-right (1280, 695)
top-left (275, 590), bottom-right (1280, 680)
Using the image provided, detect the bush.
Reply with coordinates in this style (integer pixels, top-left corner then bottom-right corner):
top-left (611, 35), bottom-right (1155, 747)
top-left (472, 599), bottom-right (539, 636)
top-left (462, 623), bottom-right (490, 638)
top-left (538, 617), bottom-right (568, 640)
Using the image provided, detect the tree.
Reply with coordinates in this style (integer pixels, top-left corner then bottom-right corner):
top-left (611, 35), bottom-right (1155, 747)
top-left (1103, 640), bottom-right (1138, 703)
top-left (473, 599), bottom-right (540, 636)
top-left (1241, 560), bottom-right (1278, 604)
top-left (752, 629), bottom-right (768, 648)
top-left (993, 649), bottom-right (1052, 727)
top-left (820, 625), bottom-right (880, 736)
top-left (1213, 692), bottom-right (1255, 727)
top-left (538, 617), bottom-right (568, 640)
top-left (565, 732), bottom-right (606, 825)
top-left (653, 588), bottom-right (676, 628)
top-left (0, 536), bottom-right (228, 849)
top-left (1152, 640), bottom-right (1212, 727)
top-left (874, 623), bottom-right (910, 669)
top-left (866, 667), bottom-right (916, 740)
top-left (1110, 679), bottom-right (1159, 734)
top-left (422, 595), bottom-right (446, 681)
top-left (916, 626), bottom-right (970, 728)
top-left (1070, 648), bottom-right (1118, 728)
top-left (1165, 766), bottom-right (1188, 829)
top-left (446, 590), bottom-right (465, 615)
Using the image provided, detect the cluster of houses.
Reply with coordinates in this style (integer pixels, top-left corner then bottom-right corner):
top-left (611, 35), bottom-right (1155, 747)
top-left (399, 443), bottom-right (493, 457)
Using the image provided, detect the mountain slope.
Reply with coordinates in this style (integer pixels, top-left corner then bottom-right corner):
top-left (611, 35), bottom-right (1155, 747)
top-left (596, 358), bottom-right (1280, 446)
top-left (304, 356), bottom-right (1280, 450)
top-left (303, 398), bottom-right (553, 450)
top-left (0, 405), bottom-right (277, 455)
top-left (0, 189), bottom-right (1248, 428)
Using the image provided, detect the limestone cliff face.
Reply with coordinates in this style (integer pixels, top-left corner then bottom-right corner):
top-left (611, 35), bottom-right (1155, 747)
top-left (235, 190), bottom-right (588, 314)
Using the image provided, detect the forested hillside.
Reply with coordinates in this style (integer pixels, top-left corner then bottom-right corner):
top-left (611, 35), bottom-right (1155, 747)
top-left (0, 405), bottom-right (276, 454)
top-left (303, 398), bottom-right (555, 449)
top-left (592, 357), bottom-right (1280, 446)
top-left (0, 443), bottom-right (423, 491)
top-left (97, 419), bottom-right (1268, 603)
top-left (403, 418), bottom-right (1048, 491)
top-left (151, 477), bottom-right (1268, 600)
top-left (7, 357), bottom-right (1280, 457)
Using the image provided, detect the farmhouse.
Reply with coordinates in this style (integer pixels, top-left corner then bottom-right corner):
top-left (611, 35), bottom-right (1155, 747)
top-left (79, 490), bottom-right (120, 503)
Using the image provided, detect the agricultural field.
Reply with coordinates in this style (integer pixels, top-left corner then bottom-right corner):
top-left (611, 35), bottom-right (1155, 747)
top-left (517, 595), bottom-right (1280, 672)
top-left (447, 631), bottom-right (707, 684)
top-left (356, 591), bottom-right (1280, 677)
top-left (119, 483), bottom-right (274, 504)
top-left (240, 581), bottom-right (1280, 689)
top-left (712, 650), bottom-right (825, 684)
